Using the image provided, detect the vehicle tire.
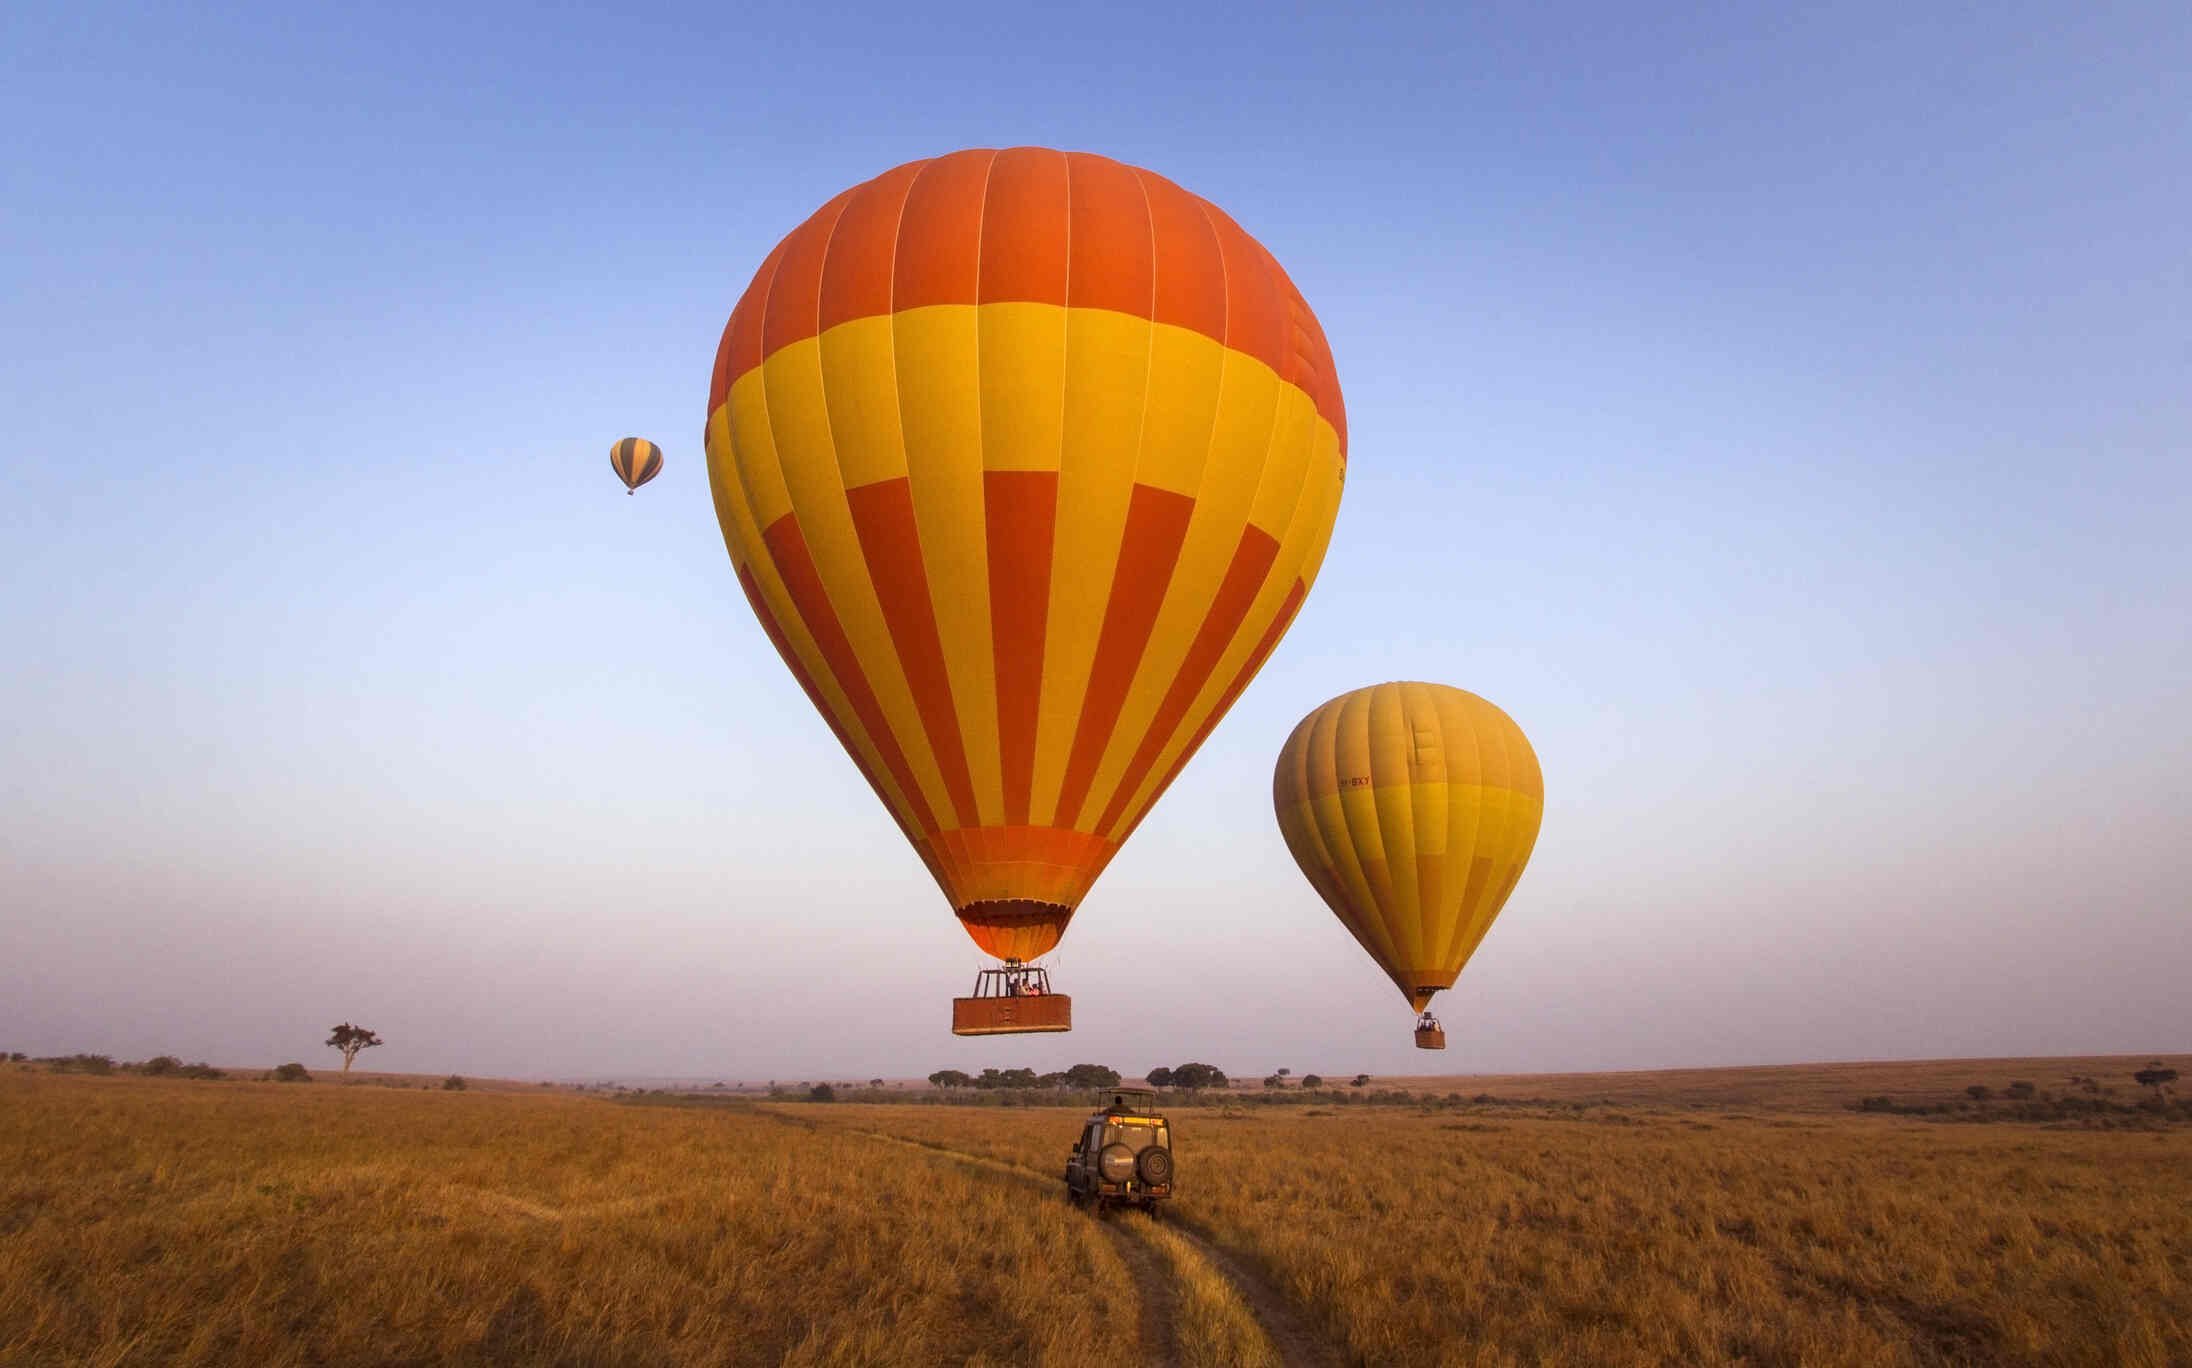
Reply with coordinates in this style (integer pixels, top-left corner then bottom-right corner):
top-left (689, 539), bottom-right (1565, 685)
top-left (1097, 1143), bottom-right (1137, 1184)
top-left (1136, 1146), bottom-right (1173, 1185)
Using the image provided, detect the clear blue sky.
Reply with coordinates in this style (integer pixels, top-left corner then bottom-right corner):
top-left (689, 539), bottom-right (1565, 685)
top-left (5, 1), bottom-right (2185, 1081)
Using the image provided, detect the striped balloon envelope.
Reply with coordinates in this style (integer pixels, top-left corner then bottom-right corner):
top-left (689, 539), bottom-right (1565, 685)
top-left (1273, 683), bottom-right (1544, 1025)
top-left (706, 147), bottom-right (1346, 965)
top-left (610, 437), bottom-right (663, 494)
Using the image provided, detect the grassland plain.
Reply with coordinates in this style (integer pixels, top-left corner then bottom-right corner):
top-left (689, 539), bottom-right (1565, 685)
top-left (4, 1063), bottom-right (2188, 1367)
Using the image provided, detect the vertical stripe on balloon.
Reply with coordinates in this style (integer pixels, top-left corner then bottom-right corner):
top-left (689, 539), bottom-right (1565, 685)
top-left (1053, 483), bottom-right (1195, 829)
top-left (985, 470), bottom-right (1057, 826)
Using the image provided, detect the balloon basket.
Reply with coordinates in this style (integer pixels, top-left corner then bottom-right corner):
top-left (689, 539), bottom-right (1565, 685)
top-left (1414, 1011), bottom-right (1446, 1050)
top-left (951, 962), bottom-right (1072, 1035)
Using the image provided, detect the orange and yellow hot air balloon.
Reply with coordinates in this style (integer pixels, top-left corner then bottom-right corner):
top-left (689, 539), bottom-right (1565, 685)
top-left (610, 438), bottom-right (663, 494)
top-left (1273, 683), bottom-right (1543, 1048)
top-left (705, 148), bottom-right (1346, 1031)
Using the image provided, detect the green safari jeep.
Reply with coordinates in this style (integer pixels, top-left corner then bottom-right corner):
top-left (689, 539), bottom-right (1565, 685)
top-left (1064, 1087), bottom-right (1174, 1212)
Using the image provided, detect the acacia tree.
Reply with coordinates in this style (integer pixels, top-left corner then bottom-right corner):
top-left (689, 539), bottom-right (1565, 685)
top-left (2133, 1062), bottom-right (2179, 1098)
top-left (326, 1023), bottom-right (383, 1075)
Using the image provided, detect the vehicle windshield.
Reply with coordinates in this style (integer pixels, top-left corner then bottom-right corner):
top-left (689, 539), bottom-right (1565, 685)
top-left (1102, 1121), bottom-right (1168, 1151)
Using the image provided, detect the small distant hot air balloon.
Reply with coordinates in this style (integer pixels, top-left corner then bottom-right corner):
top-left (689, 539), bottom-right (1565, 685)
top-left (705, 148), bottom-right (1347, 1033)
top-left (610, 438), bottom-right (663, 494)
top-left (1273, 683), bottom-right (1543, 1049)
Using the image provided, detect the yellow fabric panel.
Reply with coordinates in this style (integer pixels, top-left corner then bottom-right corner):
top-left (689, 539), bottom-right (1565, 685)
top-left (704, 405), bottom-right (925, 836)
top-left (1076, 352), bottom-right (1285, 827)
top-left (724, 368), bottom-right (795, 531)
top-left (816, 315), bottom-right (907, 489)
top-left (1029, 309), bottom-right (1151, 825)
top-left (1273, 683), bottom-right (1543, 1009)
top-left (758, 338), bottom-right (959, 828)
top-left (1366, 685), bottom-right (1426, 962)
top-left (978, 302), bottom-right (1068, 472)
top-left (1245, 384), bottom-right (1319, 539)
top-left (1134, 321), bottom-right (1225, 497)
top-left (1288, 791), bottom-right (1402, 971)
top-left (1100, 405), bottom-right (1341, 840)
top-left (902, 362), bottom-right (1004, 827)
top-left (1290, 424), bottom-right (1345, 592)
top-left (892, 305), bottom-right (983, 489)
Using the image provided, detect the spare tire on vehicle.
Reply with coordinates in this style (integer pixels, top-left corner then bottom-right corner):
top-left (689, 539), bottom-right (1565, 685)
top-left (1137, 1146), bottom-right (1173, 1185)
top-left (1098, 1143), bottom-right (1137, 1184)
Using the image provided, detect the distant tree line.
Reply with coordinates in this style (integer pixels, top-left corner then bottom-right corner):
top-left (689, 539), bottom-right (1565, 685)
top-left (927, 1063), bottom-right (1124, 1090)
top-left (1858, 1064), bottom-right (2187, 1124)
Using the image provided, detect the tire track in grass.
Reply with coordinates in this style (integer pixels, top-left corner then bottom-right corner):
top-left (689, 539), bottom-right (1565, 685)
top-left (761, 1110), bottom-right (1335, 1368)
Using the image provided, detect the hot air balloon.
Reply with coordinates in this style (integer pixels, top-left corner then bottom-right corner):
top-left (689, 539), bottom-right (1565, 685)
top-left (1273, 683), bottom-right (1543, 1049)
top-left (610, 438), bottom-right (663, 494)
top-left (705, 148), bottom-right (1346, 1033)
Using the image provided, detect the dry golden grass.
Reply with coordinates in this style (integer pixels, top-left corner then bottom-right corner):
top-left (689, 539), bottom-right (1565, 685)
top-left (6, 1063), bottom-right (2189, 1366)
top-left (795, 1099), bottom-right (2192, 1367)
top-left (0, 1073), bottom-right (1133, 1366)
top-left (1366, 1053), bottom-right (2188, 1112)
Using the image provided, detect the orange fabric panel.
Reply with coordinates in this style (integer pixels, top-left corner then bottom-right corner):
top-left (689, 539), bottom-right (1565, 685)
top-left (1204, 204), bottom-right (1287, 369)
top-left (979, 146), bottom-right (1069, 305)
top-left (1137, 167), bottom-right (1227, 345)
top-left (894, 149), bottom-right (994, 311)
top-left (844, 478), bottom-right (980, 829)
top-left (760, 512), bottom-right (940, 838)
top-left (1066, 152), bottom-right (1154, 316)
top-left (762, 191), bottom-right (852, 358)
top-left (1053, 482), bottom-right (1196, 828)
top-left (714, 237), bottom-right (789, 414)
top-left (955, 904), bottom-right (1071, 963)
top-left (820, 160), bottom-right (923, 331)
top-left (984, 470), bottom-right (1057, 826)
top-left (1093, 524), bottom-right (1281, 836)
top-left (1115, 577), bottom-right (1308, 847)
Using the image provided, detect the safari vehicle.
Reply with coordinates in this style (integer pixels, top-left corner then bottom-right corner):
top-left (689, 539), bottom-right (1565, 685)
top-left (1064, 1087), bottom-right (1174, 1212)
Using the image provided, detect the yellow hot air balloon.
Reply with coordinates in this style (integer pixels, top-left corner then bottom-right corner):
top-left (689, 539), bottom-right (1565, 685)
top-left (706, 148), bottom-right (1346, 1032)
top-left (1273, 683), bottom-right (1543, 1048)
top-left (610, 437), bottom-right (663, 494)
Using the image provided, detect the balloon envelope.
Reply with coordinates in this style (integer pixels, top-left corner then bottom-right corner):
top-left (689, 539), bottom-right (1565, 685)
top-left (610, 437), bottom-right (663, 493)
top-left (706, 147), bottom-right (1346, 961)
top-left (1273, 683), bottom-right (1543, 1010)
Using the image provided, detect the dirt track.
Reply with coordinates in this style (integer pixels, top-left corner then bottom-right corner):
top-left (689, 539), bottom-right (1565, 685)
top-left (804, 1117), bottom-right (1338, 1368)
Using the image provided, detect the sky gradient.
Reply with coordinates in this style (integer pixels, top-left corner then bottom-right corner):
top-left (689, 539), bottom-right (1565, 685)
top-left (4, 1), bottom-right (2186, 1081)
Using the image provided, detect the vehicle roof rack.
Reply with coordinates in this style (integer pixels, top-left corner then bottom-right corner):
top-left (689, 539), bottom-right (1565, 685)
top-left (1101, 1087), bottom-right (1158, 1113)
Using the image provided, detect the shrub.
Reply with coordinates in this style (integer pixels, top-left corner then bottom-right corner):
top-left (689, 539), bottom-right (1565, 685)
top-left (139, 1056), bottom-right (181, 1076)
top-left (1352, 1074), bottom-right (1370, 1088)
top-left (1302, 1074), bottom-right (1324, 1088)
top-left (1263, 1074), bottom-right (1284, 1089)
top-left (442, 1075), bottom-right (467, 1091)
top-left (808, 1083), bottom-right (836, 1102)
top-left (2005, 1081), bottom-right (2036, 1100)
top-left (273, 1063), bottom-right (311, 1083)
top-left (180, 1062), bottom-right (225, 1080)
top-left (1966, 1085), bottom-right (1993, 1101)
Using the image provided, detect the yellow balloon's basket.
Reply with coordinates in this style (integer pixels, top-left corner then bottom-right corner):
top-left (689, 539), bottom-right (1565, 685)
top-left (1414, 1011), bottom-right (1447, 1050)
top-left (951, 963), bottom-right (1072, 1036)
